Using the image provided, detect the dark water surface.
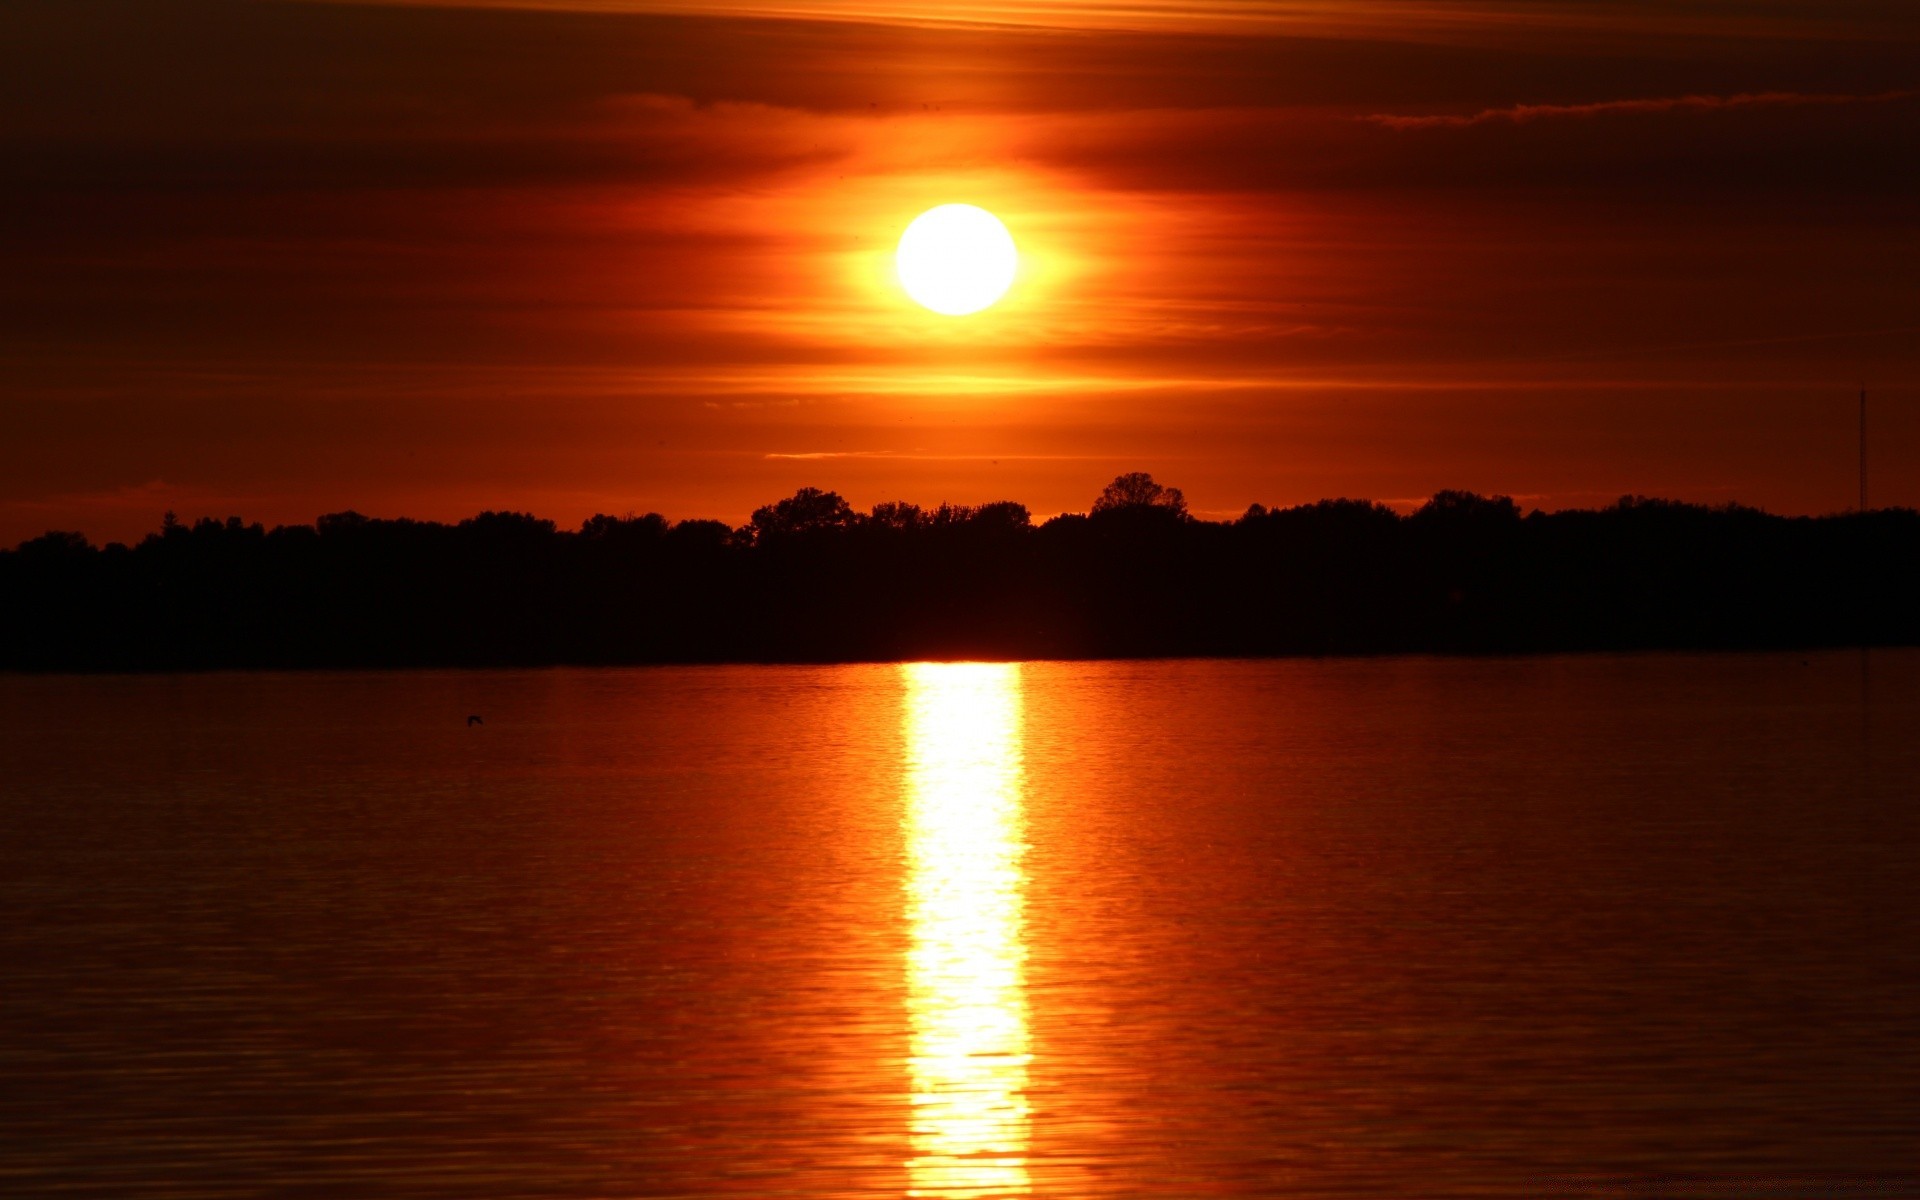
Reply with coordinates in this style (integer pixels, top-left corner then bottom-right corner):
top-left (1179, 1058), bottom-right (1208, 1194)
top-left (3, 653), bottom-right (1917, 1197)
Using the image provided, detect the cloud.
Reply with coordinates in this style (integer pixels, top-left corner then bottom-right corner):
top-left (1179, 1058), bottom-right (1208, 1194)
top-left (331, 0), bottom-right (1920, 45)
top-left (761, 451), bottom-right (1107, 460)
top-left (1365, 88), bottom-right (1918, 130)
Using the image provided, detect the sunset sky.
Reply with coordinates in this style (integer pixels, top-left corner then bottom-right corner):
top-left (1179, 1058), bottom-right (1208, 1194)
top-left (4, 0), bottom-right (1917, 544)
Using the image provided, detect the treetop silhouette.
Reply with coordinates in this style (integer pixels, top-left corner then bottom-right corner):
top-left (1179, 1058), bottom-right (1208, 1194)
top-left (1092, 472), bottom-right (1187, 517)
top-left (3, 476), bottom-right (1915, 669)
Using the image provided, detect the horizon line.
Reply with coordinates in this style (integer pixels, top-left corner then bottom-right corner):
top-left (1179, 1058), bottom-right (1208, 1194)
top-left (12, 484), bottom-right (1913, 553)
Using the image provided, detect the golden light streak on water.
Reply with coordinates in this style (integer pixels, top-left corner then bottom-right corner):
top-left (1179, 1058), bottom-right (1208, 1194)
top-left (901, 662), bottom-right (1032, 1199)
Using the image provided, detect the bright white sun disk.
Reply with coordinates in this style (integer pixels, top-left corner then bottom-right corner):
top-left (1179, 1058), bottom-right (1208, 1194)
top-left (896, 204), bottom-right (1018, 316)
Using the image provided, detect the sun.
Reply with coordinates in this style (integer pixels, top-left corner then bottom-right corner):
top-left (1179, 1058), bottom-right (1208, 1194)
top-left (896, 204), bottom-right (1018, 316)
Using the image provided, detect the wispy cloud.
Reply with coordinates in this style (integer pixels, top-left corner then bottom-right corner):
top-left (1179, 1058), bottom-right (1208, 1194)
top-left (1366, 88), bottom-right (1917, 130)
top-left (331, 0), bottom-right (1907, 43)
top-left (761, 451), bottom-right (1113, 461)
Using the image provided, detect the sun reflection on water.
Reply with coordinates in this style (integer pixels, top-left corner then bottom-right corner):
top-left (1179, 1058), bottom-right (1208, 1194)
top-left (902, 662), bottom-right (1031, 1199)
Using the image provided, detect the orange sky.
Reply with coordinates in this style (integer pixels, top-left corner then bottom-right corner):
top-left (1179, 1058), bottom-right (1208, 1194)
top-left (3, 0), bottom-right (1918, 543)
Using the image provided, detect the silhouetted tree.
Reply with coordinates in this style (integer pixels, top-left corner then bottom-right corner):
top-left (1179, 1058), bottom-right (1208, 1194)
top-left (1092, 472), bottom-right (1187, 517)
top-left (15, 531), bottom-right (92, 560)
top-left (317, 510), bottom-right (371, 537)
top-left (460, 511), bottom-right (555, 538)
top-left (581, 512), bottom-right (670, 542)
top-left (670, 518), bottom-right (732, 547)
top-left (971, 501), bottom-right (1032, 530)
top-left (1413, 490), bottom-right (1520, 526)
top-left (868, 501), bottom-right (926, 531)
top-left (750, 487), bottom-right (856, 541)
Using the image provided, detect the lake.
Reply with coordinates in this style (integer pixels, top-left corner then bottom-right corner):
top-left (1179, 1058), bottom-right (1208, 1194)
top-left (3, 653), bottom-right (1917, 1197)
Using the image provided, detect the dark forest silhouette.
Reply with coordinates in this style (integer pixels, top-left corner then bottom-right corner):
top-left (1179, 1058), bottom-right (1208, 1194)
top-left (4, 474), bottom-right (1916, 669)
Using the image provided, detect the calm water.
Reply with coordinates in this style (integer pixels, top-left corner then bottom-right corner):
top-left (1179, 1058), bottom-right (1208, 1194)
top-left (3, 653), bottom-right (1918, 1198)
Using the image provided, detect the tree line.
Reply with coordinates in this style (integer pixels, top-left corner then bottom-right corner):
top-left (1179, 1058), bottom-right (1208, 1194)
top-left (3, 474), bottom-right (1915, 669)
